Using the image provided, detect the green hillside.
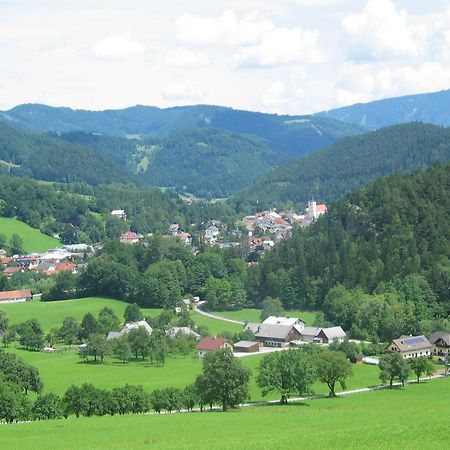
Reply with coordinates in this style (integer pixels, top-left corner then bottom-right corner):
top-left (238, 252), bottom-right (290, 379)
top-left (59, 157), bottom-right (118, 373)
top-left (0, 376), bottom-right (447, 449)
top-left (143, 129), bottom-right (288, 198)
top-left (318, 88), bottom-right (450, 130)
top-left (237, 122), bottom-right (450, 207)
top-left (0, 217), bottom-right (60, 252)
top-left (1, 103), bottom-right (363, 158)
top-left (0, 122), bottom-right (132, 185)
top-left (250, 162), bottom-right (450, 340)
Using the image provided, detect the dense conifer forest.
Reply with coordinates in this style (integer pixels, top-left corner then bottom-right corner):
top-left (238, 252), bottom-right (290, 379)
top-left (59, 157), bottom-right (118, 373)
top-left (237, 123), bottom-right (450, 208)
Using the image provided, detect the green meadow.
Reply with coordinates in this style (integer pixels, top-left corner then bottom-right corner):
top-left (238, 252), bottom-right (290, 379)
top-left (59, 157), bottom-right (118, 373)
top-left (0, 217), bottom-right (60, 253)
top-left (5, 344), bottom-right (381, 402)
top-left (0, 376), bottom-right (448, 449)
top-left (0, 297), bottom-right (162, 332)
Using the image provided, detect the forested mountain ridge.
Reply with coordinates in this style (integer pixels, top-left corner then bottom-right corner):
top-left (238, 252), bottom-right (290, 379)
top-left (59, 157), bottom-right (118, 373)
top-left (317, 89), bottom-right (450, 130)
top-left (57, 128), bottom-right (289, 198)
top-left (0, 103), bottom-right (363, 158)
top-left (236, 122), bottom-right (450, 208)
top-left (142, 128), bottom-right (288, 198)
top-left (0, 122), bottom-right (132, 185)
top-left (247, 162), bottom-right (450, 340)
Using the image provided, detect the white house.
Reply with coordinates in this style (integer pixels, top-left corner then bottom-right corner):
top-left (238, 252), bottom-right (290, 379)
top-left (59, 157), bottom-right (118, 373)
top-left (388, 335), bottom-right (433, 359)
top-left (107, 320), bottom-right (153, 340)
top-left (111, 209), bottom-right (127, 220)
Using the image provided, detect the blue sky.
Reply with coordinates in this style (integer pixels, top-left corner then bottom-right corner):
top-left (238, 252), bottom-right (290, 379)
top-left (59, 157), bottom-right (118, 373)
top-left (1, 0), bottom-right (450, 113)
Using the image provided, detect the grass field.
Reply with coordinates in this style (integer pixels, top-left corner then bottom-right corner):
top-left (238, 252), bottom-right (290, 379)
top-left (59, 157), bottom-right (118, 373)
top-left (0, 297), bottom-right (162, 332)
top-left (6, 343), bottom-right (382, 403)
top-left (0, 217), bottom-right (60, 253)
top-left (213, 308), bottom-right (318, 325)
top-left (190, 310), bottom-right (243, 335)
top-left (0, 376), bottom-right (448, 449)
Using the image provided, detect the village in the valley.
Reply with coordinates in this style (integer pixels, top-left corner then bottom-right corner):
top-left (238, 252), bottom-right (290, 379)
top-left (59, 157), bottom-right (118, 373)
top-left (1, 198), bottom-right (449, 368)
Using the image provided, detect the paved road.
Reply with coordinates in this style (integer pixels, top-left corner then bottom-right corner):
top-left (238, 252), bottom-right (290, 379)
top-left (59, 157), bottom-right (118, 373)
top-left (194, 303), bottom-right (245, 325)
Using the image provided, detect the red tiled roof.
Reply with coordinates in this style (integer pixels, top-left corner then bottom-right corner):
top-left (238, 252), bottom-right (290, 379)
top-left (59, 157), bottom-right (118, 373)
top-left (3, 267), bottom-right (22, 274)
top-left (55, 262), bottom-right (76, 271)
top-left (196, 336), bottom-right (230, 351)
top-left (121, 231), bottom-right (138, 239)
top-left (0, 289), bottom-right (32, 301)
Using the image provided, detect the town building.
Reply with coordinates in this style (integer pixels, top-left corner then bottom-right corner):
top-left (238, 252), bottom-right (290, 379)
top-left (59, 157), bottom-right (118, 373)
top-left (119, 231), bottom-right (141, 245)
top-left (111, 209), bottom-right (127, 220)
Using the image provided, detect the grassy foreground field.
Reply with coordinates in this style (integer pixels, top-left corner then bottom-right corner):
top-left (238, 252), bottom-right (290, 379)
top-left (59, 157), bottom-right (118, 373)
top-left (0, 377), bottom-right (448, 449)
top-left (0, 217), bottom-right (60, 253)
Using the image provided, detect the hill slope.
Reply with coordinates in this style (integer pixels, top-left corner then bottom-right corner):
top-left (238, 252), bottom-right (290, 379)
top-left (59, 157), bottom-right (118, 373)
top-left (237, 123), bottom-right (450, 207)
top-left (317, 89), bottom-right (450, 130)
top-left (0, 103), bottom-right (363, 158)
top-left (0, 217), bottom-right (60, 252)
top-left (0, 122), bottom-right (132, 185)
top-left (250, 162), bottom-right (450, 335)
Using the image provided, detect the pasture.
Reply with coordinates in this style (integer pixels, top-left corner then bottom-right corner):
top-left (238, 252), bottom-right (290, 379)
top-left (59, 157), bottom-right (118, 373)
top-left (0, 297), bottom-right (162, 332)
top-left (0, 217), bottom-right (60, 253)
top-left (0, 376), bottom-right (447, 449)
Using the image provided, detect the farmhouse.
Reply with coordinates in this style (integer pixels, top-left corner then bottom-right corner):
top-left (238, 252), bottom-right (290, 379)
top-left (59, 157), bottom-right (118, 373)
top-left (119, 231), bottom-right (141, 245)
top-left (196, 336), bottom-right (232, 359)
top-left (233, 341), bottom-right (261, 353)
top-left (316, 326), bottom-right (346, 344)
top-left (166, 326), bottom-right (200, 339)
top-left (429, 332), bottom-right (450, 355)
top-left (246, 323), bottom-right (302, 348)
top-left (107, 320), bottom-right (153, 340)
top-left (0, 289), bottom-right (33, 303)
top-left (262, 316), bottom-right (305, 329)
top-left (298, 326), bottom-right (322, 343)
top-left (388, 335), bottom-right (433, 359)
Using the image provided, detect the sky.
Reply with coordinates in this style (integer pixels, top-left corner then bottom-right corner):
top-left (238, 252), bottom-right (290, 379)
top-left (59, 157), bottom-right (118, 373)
top-left (1, 0), bottom-right (450, 114)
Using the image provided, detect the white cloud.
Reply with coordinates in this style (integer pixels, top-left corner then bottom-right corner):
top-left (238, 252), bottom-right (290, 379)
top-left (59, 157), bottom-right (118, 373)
top-left (175, 10), bottom-right (273, 47)
top-left (92, 32), bottom-right (146, 60)
top-left (235, 27), bottom-right (324, 67)
top-left (162, 83), bottom-right (204, 103)
top-left (164, 47), bottom-right (210, 68)
top-left (334, 62), bottom-right (450, 107)
top-left (342, 0), bottom-right (420, 60)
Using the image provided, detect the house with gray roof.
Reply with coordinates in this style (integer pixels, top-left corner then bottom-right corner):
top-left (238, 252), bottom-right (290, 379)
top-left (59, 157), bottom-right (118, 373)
top-left (429, 332), bottom-right (450, 355)
top-left (316, 326), bottom-right (346, 344)
top-left (245, 323), bottom-right (301, 348)
top-left (165, 326), bottom-right (200, 339)
top-left (388, 335), bottom-right (432, 359)
top-left (107, 320), bottom-right (153, 340)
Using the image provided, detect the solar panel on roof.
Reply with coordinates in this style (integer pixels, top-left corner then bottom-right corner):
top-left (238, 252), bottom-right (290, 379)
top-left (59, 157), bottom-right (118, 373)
top-left (404, 337), bottom-right (426, 346)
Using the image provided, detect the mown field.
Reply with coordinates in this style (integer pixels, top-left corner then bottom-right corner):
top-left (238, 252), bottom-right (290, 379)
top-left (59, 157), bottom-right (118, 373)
top-left (5, 344), bottom-right (381, 402)
top-left (0, 217), bottom-right (60, 253)
top-left (0, 377), bottom-right (448, 449)
top-left (0, 297), bottom-right (162, 332)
